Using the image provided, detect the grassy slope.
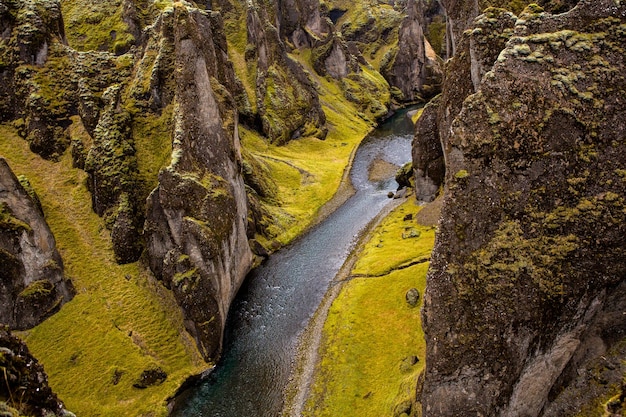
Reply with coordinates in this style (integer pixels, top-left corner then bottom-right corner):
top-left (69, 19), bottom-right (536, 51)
top-left (0, 125), bottom-right (205, 416)
top-left (303, 198), bottom-right (436, 417)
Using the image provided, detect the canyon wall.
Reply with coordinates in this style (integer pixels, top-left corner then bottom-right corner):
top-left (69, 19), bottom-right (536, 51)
top-left (0, 158), bottom-right (74, 330)
top-left (419, 1), bottom-right (626, 415)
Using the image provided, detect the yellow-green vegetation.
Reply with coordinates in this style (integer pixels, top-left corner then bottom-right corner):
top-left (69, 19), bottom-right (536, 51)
top-left (61, 0), bottom-right (138, 54)
top-left (303, 199), bottom-right (436, 417)
top-left (411, 107), bottom-right (425, 124)
top-left (0, 125), bottom-right (206, 416)
top-left (132, 105), bottom-right (174, 198)
top-left (329, 0), bottom-right (402, 68)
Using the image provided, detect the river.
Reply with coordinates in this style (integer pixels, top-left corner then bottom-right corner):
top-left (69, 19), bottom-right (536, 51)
top-left (171, 107), bottom-right (416, 416)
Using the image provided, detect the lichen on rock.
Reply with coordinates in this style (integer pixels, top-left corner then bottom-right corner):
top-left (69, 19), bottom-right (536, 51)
top-left (419, 1), bottom-right (626, 415)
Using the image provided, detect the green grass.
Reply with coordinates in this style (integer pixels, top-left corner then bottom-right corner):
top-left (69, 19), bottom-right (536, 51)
top-left (132, 105), bottom-right (174, 199)
top-left (0, 124), bottom-right (205, 416)
top-left (303, 199), bottom-right (436, 417)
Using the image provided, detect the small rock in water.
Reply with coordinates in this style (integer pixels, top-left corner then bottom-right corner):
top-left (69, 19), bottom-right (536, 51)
top-left (387, 191), bottom-right (395, 198)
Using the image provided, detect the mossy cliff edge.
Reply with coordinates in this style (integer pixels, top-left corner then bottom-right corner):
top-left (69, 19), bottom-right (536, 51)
top-left (417, 1), bottom-right (626, 415)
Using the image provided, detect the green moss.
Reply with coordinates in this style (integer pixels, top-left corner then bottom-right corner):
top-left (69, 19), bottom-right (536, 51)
top-left (455, 169), bottom-right (470, 179)
top-left (461, 220), bottom-right (579, 299)
top-left (0, 202), bottom-right (31, 233)
top-left (61, 0), bottom-right (137, 53)
top-left (18, 280), bottom-right (53, 298)
top-left (352, 200), bottom-right (435, 276)
top-left (427, 16), bottom-right (447, 57)
top-left (132, 104), bottom-right (174, 199)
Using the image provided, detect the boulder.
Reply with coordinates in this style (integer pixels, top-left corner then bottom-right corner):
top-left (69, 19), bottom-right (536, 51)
top-left (0, 158), bottom-right (74, 330)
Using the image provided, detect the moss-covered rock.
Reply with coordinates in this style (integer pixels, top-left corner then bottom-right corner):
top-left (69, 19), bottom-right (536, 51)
top-left (247, 0), bottom-right (327, 144)
top-left (381, 0), bottom-right (442, 103)
top-left (420, 1), bottom-right (626, 415)
top-left (0, 158), bottom-right (74, 330)
top-left (144, 3), bottom-right (253, 363)
top-left (84, 84), bottom-right (143, 263)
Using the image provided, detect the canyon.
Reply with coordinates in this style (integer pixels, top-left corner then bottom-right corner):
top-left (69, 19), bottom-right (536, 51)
top-left (0, 0), bottom-right (624, 416)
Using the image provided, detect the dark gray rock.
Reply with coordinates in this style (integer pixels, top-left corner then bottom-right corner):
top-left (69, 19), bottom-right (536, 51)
top-left (144, 5), bottom-right (253, 363)
top-left (420, 1), bottom-right (626, 415)
top-left (0, 158), bottom-right (74, 330)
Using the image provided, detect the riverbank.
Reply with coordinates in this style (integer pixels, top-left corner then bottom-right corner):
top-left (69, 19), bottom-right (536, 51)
top-left (284, 195), bottom-right (440, 417)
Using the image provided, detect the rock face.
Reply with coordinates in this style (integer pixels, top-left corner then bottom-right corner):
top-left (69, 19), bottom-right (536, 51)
top-left (420, 1), bottom-right (626, 415)
top-left (0, 158), bottom-right (73, 330)
top-left (440, 0), bottom-right (580, 58)
top-left (277, 0), bottom-right (330, 49)
top-left (0, 327), bottom-right (72, 416)
top-left (144, 4), bottom-right (253, 363)
top-left (0, 0), bottom-right (72, 160)
top-left (413, 7), bottom-right (516, 201)
top-left (382, 0), bottom-right (442, 102)
top-left (246, 0), bottom-right (327, 144)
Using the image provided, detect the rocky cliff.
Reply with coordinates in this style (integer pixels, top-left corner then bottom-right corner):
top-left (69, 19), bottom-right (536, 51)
top-left (381, 0), bottom-right (442, 102)
top-left (144, 4), bottom-right (253, 362)
top-left (419, 1), bottom-right (626, 415)
top-left (0, 158), bottom-right (73, 330)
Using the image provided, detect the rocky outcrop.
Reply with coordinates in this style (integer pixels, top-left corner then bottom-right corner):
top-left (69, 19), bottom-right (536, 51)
top-left (0, 0), bottom-right (73, 160)
top-left (247, 0), bottom-right (327, 144)
top-left (440, 0), bottom-right (580, 58)
top-left (144, 4), bottom-right (253, 363)
top-left (277, 0), bottom-right (330, 49)
top-left (0, 327), bottom-right (73, 416)
top-left (413, 7), bottom-right (516, 201)
top-left (411, 95), bottom-right (443, 202)
top-left (83, 84), bottom-right (143, 264)
top-left (381, 0), bottom-right (442, 102)
top-left (420, 1), bottom-right (626, 415)
top-left (0, 158), bottom-right (73, 330)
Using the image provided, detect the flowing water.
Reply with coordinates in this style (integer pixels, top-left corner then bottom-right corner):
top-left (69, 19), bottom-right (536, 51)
top-left (171, 108), bottom-right (417, 416)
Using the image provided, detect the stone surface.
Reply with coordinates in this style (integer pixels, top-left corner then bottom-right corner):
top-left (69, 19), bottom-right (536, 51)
top-left (0, 158), bottom-right (74, 330)
top-left (419, 1), bottom-right (626, 415)
top-left (382, 0), bottom-right (442, 102)
top-left (144, 4), bottom-right (253, 363)
top-left (0, 326), bottom-right (72, 416)
top-left (246, 0), bottom-right (327, 144)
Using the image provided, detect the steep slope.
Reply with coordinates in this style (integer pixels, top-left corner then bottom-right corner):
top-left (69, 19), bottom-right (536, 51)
top-left (144, 4), bottom-right (253, 362)
top-left (419, 1), bottom-right (626, 416)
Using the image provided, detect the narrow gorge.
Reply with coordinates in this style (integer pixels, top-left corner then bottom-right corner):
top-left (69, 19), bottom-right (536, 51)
top-left (0, 0), bottom-right (624, 416)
